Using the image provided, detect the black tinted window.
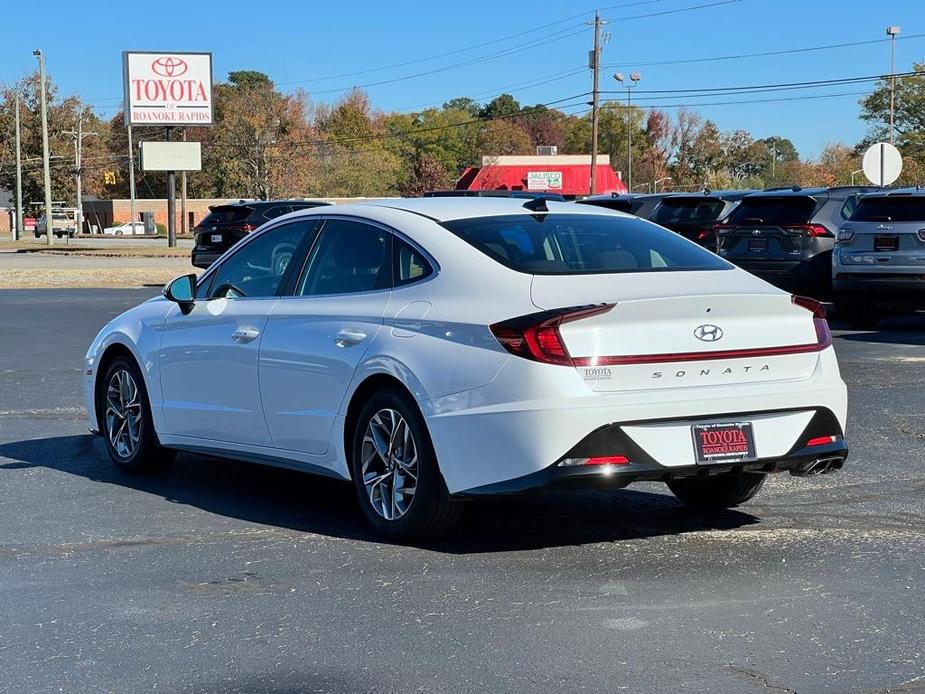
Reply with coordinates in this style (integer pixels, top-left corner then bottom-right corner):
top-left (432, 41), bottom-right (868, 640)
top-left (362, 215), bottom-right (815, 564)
top-left (261, 205), bottom-right (292, 220)
top-left (393, 237), bottom-right (433, 287)
top-left (209, 222), bottom-right (310, 298)
top-left (850, 196), bottom-right (925, 222)
top-left (299, 220), bottom-right (390, 295)
top-left (441, 214), bottom-right (728, 275)
top-left (652, 198), bottom-right (726, 224)
top-left (577, 199), bottom-right (634, 213)
top-left (200, 206), bottom-right (252, 225)
top-left (728, 196), bottom-right (817, 225)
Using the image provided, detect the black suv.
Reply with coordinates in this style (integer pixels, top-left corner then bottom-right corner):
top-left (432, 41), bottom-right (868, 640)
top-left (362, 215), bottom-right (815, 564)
top-left (649, 190), bottom-right (754, 251)
top-left (192, 199), bottom-right (330, 269)
top-left (575, 193), bottom-right (675, 219)
top-left (716, 186), bottom-right (877, 298)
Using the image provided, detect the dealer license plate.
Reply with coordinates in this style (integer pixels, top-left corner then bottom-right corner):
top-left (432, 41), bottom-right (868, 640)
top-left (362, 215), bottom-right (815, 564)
top-left (211, 234), bottom-right (222, 243)
top-left (692, 422), bottom-right (756, 464)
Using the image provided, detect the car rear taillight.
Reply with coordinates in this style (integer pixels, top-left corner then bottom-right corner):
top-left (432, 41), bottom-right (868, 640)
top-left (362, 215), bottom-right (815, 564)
top-left (785, 224), bottom-right (831, 237)
top-left (490, 305), bottom-right (615, 367)
top-left (918, 229), bottom-right (925, 242)
top-left (791, 295), bottom-right (832, 350)
top-left (696, 228), bottom-right (715, 241)
top-left (239, 223), bottom-right (256, 232)
top-left (807, 435), bottom-right (837, 447)
top-left (558, 455), bottom-right (631, 467)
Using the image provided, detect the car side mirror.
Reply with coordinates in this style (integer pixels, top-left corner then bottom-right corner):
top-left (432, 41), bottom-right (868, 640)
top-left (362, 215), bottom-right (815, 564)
top-left (163, 273), bottom-right (197, 315)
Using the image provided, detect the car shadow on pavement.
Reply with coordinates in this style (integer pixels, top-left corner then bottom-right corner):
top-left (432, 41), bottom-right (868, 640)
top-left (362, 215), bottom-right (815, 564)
top-left (0, 434), bottom-right (760, 553)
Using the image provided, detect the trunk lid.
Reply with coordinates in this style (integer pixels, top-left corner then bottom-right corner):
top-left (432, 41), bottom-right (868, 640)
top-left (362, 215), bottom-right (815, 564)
top-left (530, 271), bottom-right (821, 392)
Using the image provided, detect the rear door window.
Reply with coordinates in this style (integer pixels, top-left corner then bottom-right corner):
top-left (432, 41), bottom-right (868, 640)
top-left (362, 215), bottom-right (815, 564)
top-left (850, 196), bottom-right (925, 222)
top-left (298, 220), bottom-right (391, 295)
top-left (441, 214), bottom-right (729, 275)
top-left (728, 196), bottom-right (817, 226)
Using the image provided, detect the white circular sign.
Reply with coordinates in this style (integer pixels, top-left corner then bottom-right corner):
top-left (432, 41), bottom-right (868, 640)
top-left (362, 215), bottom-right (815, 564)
top-left (862, 142), bottom-right (902, 186)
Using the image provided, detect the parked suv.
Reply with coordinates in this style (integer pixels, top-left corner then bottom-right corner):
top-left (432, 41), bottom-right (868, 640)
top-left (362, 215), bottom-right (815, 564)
top-left (649, 190), bottom-right (754, 251)
top-left (192, 199), bottom-right (331, 268)
top-left (576, 193), bottom-right (674, 219)
top-left (716, 186), bottom-right (876, 298)
top-left (833, 188), bottom-right (925, 328)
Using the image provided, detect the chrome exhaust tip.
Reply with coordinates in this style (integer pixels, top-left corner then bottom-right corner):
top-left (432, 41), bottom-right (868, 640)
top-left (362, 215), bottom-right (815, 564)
top-left (790, 456), bottom-right (845, 477)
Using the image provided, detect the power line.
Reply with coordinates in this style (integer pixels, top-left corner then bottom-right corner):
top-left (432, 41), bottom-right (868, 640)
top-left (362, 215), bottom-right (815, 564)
top-left (603, 0), bottom-right (741, 22)
top-left (604, 90), bottom-right (872, 110)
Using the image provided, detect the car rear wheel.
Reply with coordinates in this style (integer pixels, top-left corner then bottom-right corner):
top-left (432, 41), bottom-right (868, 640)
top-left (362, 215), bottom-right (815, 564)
top-left (350, 388), bottom-right (462, 540)
top-left (99, 356), bottom-right (174, 473)
top-left (834, 300), bottom-right (881, 330)
top-left (667, 471), bottom-right (765, 510)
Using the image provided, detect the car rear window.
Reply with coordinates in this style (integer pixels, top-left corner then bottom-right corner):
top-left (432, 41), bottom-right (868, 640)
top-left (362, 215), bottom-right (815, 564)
top-left (576, 199), bottom-right (634, 213)
top-left (850, 196), bottom-right (925, 222)
top-left (651, 198), bottom-right (726, 224)
top-left (728, 196), bottom-right (817, 226)
top-left (200, 206), bottom-right (253, 225)
top-left (440, 213), bottom-right (729, 275)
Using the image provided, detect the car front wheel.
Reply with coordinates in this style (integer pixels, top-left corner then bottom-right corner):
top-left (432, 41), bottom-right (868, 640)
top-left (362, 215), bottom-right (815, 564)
top-left (99, 356), bottom-right (174, 473)
top-left (350, 388), bottom-right (462, 540)
top-left (667, 471), bottom-right (765, 510)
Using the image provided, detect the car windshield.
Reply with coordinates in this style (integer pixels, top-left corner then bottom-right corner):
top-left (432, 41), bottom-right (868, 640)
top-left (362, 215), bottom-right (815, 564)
top-left (200, 206), bottom-right (252, 225)
top-left (651, 198), bottom-right (726, 224)
top-left (850, 196), bottom-right (925, 222)
top-left (728, 196), bottom-right (817, 226)
top-left (441, 213), bottom-right (729, 275)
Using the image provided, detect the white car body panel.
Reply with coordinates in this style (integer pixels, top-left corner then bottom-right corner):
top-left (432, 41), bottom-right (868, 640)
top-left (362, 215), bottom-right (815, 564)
top-left (86, 198), bottom-right (848, 496)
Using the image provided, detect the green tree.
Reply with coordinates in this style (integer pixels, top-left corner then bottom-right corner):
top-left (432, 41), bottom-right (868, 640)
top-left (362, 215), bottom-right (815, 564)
top-left (478, 93), bottom-right (521, 120)
top-left (442, 97), bottom-right (480, 117)
top-left (860, 62), bottom-right (925, 159)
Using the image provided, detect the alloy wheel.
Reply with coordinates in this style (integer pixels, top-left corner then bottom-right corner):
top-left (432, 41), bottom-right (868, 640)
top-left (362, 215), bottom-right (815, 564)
top-left (105, 369), bottom-right (142, 459)
top-left (361, 408), bottom-right (418, 521)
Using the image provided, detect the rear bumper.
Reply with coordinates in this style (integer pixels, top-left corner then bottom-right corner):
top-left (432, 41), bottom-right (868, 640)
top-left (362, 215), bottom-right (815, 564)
top-left (834, 274), bottom-right (925, 304)
top-left (455, 407), bottom-right (846, 496)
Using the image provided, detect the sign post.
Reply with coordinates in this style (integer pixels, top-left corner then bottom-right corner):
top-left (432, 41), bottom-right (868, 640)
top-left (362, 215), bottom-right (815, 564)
top-left (123, 51), bottom-right (213, 246)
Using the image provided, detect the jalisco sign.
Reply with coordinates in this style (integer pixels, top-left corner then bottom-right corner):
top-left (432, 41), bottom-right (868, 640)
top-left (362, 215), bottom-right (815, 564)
top-left (123, 51), bottom-right (213, 126)
top-left (526, 171), bottom-right (563, 191)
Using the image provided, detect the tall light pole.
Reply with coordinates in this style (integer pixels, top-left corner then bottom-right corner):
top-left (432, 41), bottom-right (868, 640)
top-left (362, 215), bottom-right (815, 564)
top-left (13, 93), bottom-right (24, 240)
top-left (614, 71), bottom-right (641, 192)
top-left (34, 49), bottom-right (53, 246)
top-left (887, 25), bottom-right (901, 145)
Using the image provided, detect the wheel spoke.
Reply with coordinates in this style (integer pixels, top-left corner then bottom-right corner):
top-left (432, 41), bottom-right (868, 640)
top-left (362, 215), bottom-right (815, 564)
top-left (360, 408), bottom-right (419, 522)
top-left (105, 369), bottom-right (141, 459)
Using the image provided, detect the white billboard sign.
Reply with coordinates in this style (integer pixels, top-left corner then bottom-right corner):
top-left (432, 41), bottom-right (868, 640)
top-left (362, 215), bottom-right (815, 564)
top-left (527, 171), bottom-right (563, 191)
top-left (140, 142), bottom-right (202, 171)
top-left (123, 51), bottom-right (213, 126)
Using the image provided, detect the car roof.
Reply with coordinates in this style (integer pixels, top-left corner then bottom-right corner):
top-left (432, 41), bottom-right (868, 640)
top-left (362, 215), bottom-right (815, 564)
top-left (331, 197), bottom-right (630, 222)
top-left (660, 190), bottom-right (755, 201)
top-left (215, 199), bottom-right (330, 208)
top-left (860, 186), bottom-right (925, 198)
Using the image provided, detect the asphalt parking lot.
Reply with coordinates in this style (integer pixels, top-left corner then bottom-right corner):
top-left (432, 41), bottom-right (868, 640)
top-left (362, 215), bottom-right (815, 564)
top-left (1, 289), bottom-right (923, 694)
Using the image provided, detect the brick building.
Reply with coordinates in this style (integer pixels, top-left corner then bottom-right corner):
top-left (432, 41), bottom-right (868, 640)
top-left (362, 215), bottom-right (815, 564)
top-left (82, 197), bottom-right (229, 233)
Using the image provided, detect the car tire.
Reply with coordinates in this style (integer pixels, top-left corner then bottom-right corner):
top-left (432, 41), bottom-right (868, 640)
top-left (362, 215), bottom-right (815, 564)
top-left (99, 356), bottom-right (174, 474)
top-left (667, 471), bottom-right (765, 510)
top-left (834, 300), bottom-right (881, 330)
top-left (350, 387), bottom-right (462, 540)
top-left (115, 230), bottom-right (123, 236)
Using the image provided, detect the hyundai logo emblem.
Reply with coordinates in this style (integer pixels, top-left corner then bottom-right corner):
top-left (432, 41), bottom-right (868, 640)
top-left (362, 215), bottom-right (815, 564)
top-left (694, 324), bottom-right (723, 342)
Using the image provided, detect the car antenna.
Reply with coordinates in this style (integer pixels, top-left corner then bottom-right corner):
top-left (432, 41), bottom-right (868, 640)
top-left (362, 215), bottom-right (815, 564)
top-left (523, 197), bottom-right (548, 213)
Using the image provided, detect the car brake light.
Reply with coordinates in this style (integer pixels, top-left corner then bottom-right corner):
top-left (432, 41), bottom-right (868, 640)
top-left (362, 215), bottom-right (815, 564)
top-left (240, 223), bottom-right (256, 232)
top-left (490, 305), bottom-right (615, 366)
top-left (791, 295), bottom-right (832, 350)
top-left (558, 455), bottom-right (630, 467)
top-left (918, 229), bottom-right (925, 242)
top-left (696, 228), bottom-right (714, 241)
top-left (807, 435), bottom-right (837, 447)
top-left (785, 224), bottom-right (831, 237)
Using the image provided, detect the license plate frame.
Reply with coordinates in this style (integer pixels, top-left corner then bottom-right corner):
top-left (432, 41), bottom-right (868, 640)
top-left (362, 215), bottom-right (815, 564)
top-left (873, 236), bottom-right (898, 251)
top-left (747, 238), bottom-right (768, 252)
top-left (692, 422), bottom-right (756, 464)
top-left (211, 234), bottom-right (222, 243)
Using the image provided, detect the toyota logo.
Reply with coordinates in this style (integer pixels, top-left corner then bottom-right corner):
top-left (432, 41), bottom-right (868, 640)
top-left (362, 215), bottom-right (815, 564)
top-left (694, 324), bottom-right (724, 342)
top-left (752, 230), bottom-right (761, 236)
top-left (151, 56), bottom-right (188, 78)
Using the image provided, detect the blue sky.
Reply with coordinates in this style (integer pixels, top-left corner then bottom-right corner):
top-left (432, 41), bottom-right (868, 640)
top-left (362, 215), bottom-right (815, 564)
top-left (2, 0), bottom-right (923, 158)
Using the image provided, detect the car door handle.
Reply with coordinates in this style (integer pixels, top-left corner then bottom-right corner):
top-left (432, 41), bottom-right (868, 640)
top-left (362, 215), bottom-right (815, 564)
top-left (231, 327), bottom-right (260, 343)
top-left (334, 329), bottom-right (367, 347)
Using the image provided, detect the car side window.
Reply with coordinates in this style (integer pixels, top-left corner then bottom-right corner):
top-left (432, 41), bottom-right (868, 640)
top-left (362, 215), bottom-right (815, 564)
top-left (840, 195), bottom-right (859, 220)
top-left (393, 237), bottom-right (433, 287)
top-left (262, 205), bottom-right (292, 220)
top-left (208, 221), bottom-right (312, 299)
top-left (298, 220), bottom-right (391, 296)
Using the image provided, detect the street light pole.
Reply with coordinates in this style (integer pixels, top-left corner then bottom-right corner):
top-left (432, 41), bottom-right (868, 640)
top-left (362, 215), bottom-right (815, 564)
top-left (887, 25), bottom-right (901, 145)
top-left (614, 72), bottom-right (641, 192)
top-left (654, 177), bottom-right (671, 193)
top-left (33, 49), bottom-right (53, 246)
top-left (14, 93), bottom-right (24, 241)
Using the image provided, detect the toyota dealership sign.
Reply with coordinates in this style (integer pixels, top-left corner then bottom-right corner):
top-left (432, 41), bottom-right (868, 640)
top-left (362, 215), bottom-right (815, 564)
top-left (123, 51), bottom-right (213, 126)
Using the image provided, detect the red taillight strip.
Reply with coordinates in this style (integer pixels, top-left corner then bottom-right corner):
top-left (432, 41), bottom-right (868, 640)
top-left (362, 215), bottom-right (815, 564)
top-left (571, 337), bottom-right (828, 367)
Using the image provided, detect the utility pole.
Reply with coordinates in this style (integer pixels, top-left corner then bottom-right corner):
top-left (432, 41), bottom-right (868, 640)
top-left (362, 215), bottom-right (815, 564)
top-left (887, 26), bottom-right (901, 145)
top-left (180, 128), bottom-right (188, 236)
top-left (63, 112), bottom-right (98, 235)
top-left (13, 93), bottom-right (23, 241)
top-left (587, 11), bottom-right (608, 195)
top-left (33, 49), bottom-right (53, 247)
top-left (166, 126), bottom-right (177, 247)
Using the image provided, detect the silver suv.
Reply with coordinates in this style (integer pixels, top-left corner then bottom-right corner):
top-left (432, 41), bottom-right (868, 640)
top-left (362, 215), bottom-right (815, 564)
top-left (833, 188), bottom-right (925, 328)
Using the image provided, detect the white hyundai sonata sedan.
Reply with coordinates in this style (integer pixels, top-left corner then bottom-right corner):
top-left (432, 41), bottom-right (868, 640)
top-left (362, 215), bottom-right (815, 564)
top-left (85, 197), bottom-right (848, 538)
